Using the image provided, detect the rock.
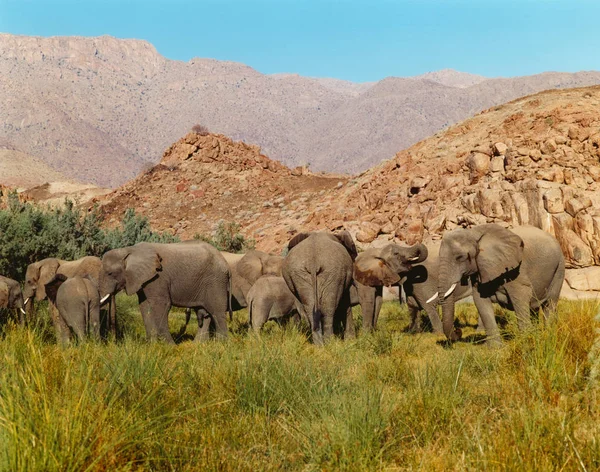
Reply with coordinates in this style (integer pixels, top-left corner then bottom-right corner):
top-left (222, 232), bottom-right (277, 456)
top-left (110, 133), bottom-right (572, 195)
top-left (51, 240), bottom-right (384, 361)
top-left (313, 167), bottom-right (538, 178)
top-left (555, 135), bottom-right (568, 145)
top-left (517, 147), bottom-right (530, 156)
top-left (409, 176), bottom-right (431, 195)
top-left (381, 221), bottom-right (396, 234)
top-left (529, 149), bottom-right (542, 162)
top-left (565, 198), bottom-right (585, 217)
top-left (543, 188), bottom-right (564, 213)
top-left (403, 220), bottom-right (424, 245)
top-left (426, 214), bottom-right (446, 234)
top-left (356, 222), bottom-right (381, 243)
top-left (492, 142), bottom-right (508, 156)
top-left (565, 267), bottom-right (600, 291)
top-left (541, 139), bottom-right (558, 155)
top-left (490, 156), bottom-right (505, 172)
top-left (291, 166), bottom-right (303, 176)
top-left (466, 152), bottom-right (490, 181)
top-left (474, 189), bottom-right (503, 218)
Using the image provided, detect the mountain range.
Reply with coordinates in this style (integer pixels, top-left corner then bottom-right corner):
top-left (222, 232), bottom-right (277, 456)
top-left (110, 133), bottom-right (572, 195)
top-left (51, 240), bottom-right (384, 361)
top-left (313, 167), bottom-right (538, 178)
top-left (2, 33), bottom-right (600, 187)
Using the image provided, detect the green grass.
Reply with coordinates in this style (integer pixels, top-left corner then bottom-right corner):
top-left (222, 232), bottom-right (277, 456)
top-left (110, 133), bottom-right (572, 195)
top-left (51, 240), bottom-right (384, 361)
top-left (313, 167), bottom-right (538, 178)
top-left (0, 297), bottom-right (599, 471)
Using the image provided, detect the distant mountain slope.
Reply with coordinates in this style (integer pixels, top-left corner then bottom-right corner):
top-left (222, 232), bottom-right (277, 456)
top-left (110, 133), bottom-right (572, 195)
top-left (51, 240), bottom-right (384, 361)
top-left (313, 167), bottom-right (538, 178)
top-left (0, 149), bottom-right (68, 188)
top-left (2, 33), bottom-right (600, 187)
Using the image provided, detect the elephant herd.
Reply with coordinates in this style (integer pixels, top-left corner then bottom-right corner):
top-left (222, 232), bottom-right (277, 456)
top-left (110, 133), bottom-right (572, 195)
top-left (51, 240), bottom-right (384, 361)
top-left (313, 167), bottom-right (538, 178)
top-left (0, 222), bottom-right (565, 347)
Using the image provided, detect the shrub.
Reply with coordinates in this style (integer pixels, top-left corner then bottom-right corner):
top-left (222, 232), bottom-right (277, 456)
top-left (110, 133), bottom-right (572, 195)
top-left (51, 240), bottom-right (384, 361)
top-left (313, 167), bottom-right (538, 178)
top-left (0, 193), bottom-right (177, 280)
top-left (193, 221), bottom-right (254, 253)
top-left (191, 123), bottom-right (210, 136)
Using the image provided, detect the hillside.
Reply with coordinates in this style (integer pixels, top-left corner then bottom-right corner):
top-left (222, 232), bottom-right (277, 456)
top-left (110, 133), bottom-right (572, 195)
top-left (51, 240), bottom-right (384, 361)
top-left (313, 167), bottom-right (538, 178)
top-left (3, 33), bottom-right (600, 186)
top-left (0, 148), bottom-right (69, 188)
top-left (99, 86), bottom-right (600, 295)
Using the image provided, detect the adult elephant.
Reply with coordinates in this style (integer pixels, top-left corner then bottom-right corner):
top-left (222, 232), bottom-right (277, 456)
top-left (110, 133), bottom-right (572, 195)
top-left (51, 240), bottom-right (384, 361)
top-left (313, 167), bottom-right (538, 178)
top-left (282, 230), bottom-right (357, 345)
top-left (99, 241), bottom-right (231, 343)
top-left (353, 242), bottom-right (446, 332)
top-left (436, 224), bottom-right (565, 346)
top-left (0, 275), bottom-right (26, 325)
top-left (22, 256), bottom-right (115, 337)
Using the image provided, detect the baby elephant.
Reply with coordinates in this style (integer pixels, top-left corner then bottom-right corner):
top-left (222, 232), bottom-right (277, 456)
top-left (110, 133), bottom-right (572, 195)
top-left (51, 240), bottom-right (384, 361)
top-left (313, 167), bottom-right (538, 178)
top-left (45, 275), bottom-right (100, 344)
top-left (247, 276), bottom-right (299, 332)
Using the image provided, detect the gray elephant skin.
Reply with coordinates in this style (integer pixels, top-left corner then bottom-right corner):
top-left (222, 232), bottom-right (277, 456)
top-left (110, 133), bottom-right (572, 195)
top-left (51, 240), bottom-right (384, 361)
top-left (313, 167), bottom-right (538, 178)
top-left (0, 275), bottom-right (26, 325)
top-left (22, 256), bottom-right (116, 338)
top-left (45, 275), bottom-right (100, 344)
top-left (437, 224), bottom-right (565, 345)
top-left (247, 275), bottom-right (299, 332)
top-left (100, 241), bottom-right (232, 343)
top-left (282, 231), bottom-right (357, 345)
top-left (221, 249), bottom-right (284, 310)
top-left (354, 242), bottom-right (472, 334)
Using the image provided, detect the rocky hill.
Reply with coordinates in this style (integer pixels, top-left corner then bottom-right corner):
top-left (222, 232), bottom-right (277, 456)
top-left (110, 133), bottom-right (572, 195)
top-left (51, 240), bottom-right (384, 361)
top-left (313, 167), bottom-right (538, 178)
top-left (98, 132), bottom-right (347, 250)
top-left (99, 86), bottom-right (600, 296)
top-left (3, 33), bottom-right (600, 187)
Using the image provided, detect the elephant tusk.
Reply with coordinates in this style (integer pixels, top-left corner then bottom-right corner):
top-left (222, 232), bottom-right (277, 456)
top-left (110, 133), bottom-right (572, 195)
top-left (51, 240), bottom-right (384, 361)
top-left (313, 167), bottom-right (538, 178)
top-left (100, 294), bottom-right (110, 305)
top-left (426, 292), bottom-right (438, 304)
top-left (407, 256), bottom-right (421, 262)
top-left (23, 297), bottom-right (30, 305)
top-left (20, 308), bottom-right (26, 315)
top-left (443, 283), bottom-right (457, 299)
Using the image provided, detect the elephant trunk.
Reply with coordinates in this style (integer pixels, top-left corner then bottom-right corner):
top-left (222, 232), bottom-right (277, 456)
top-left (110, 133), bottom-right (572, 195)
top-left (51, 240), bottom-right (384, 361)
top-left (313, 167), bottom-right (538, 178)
top-left (401, 244), bottom-right (428, 265)
top-left (438, 254), bottom-right (462, 342)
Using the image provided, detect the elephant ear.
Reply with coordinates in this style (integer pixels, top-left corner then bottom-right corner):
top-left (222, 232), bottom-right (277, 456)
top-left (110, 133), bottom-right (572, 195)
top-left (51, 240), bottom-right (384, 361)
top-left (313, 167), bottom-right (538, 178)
top-left (124, 247), bottom-right (162, 295)
top-left (0, 281), bottom-right (8, 308)
top-left (262, 255), bottom-right (284, 276)
top-left (37, 259), bottom-right (61, 301)
top-left (287, 232), bottom-right (312, 252)
top-left (44, 274), bottom-right (68, 303)
top-left (476, 224), bottom-right (524, 284)
top-left (237, 250), bottom-right (266, 286)
top-left (353, 248), bottom-right (401, 287)
top-left (335, 230), bottom-right (358, 261)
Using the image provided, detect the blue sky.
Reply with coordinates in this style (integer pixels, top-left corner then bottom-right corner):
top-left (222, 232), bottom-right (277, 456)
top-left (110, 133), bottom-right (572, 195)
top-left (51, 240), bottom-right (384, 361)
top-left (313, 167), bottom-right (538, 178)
top-left (1, 0), bottom-right (599, 82)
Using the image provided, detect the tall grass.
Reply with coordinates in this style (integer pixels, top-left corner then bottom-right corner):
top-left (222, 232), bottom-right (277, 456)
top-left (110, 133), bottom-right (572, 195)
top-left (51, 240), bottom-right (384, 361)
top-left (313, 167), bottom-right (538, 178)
top-left (0, 298), bottom-right (598, 471)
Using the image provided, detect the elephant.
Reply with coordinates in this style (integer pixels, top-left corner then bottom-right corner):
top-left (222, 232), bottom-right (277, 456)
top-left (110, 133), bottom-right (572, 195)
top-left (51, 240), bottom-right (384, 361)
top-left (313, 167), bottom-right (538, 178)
top-left (221, 249), bottom-right (284, 310)
top-left (353, 243), bottom-right (431, 332)
top-left (247, 275), bottom-right (300, 332)
top-left (353, 242), bottom-right (472, 334)
top-left (44, 275), bottom-right (100, 344)
top-left (435, 224), bottom-right (565, 345)
top-left (99, 241), bottom-right (232, 343)
top-left (0, 275), bottom-right (26, 325)
top-left (282, 230), bottom-right (358, 345)
top-left (22, 256), bottom-right (115, 338)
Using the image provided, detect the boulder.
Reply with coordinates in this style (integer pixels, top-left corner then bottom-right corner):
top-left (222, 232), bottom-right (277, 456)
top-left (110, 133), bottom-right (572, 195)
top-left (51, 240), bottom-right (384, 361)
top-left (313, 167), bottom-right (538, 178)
top-left (565, 198), bottom-right (585, 217)
top-left (466, 152), bottom-right (490, 181)
top-left (541, 139), bottom-right (558, 155)
top-left (492, 142), bottom-right (508, 156)
top-left (490, 156), bottom-right (505, 172)
top-left (356, 221), bottom-right (381, 243)
top-left (542, 188), bottom-right (564, 213)
top-left (565, 267), bottom-right (600, 291)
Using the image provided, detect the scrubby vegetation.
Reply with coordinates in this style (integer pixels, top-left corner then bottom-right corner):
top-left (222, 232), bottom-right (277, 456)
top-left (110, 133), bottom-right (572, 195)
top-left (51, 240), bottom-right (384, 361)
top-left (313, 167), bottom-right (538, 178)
top-left (0, 299), bottom-right (598, 471)
top-left (0, 194), bottom-right (177, 280)
top-left (194, 221), bottom-right (255, 253)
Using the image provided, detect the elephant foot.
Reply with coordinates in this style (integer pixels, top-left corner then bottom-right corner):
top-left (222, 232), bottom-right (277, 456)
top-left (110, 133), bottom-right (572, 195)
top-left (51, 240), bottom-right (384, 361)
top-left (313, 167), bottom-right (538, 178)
top-left (485, 334), bottom-right (503, 348)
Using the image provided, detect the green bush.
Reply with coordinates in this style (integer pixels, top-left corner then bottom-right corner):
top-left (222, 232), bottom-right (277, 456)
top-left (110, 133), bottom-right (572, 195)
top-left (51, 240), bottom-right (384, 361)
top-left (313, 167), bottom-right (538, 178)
top-left (194, 221), bottom-right (255, 253)
top-left (0, 193), bottom-right (177, 280)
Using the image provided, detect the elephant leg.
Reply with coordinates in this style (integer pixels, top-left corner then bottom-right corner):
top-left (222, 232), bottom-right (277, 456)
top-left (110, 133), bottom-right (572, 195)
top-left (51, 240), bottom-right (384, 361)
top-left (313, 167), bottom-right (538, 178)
top-left (310, 310), bottom-right (324, 346)
top-left (139, 296), bottom-right (175, 344)
top-left (90, 300), bottom-right (101, 341)
top-left (476, 316), bottom-right (485, 332)
top-left (344, 305), bottom-right (356, 339)
top-left (194, 309), bottom-right (212, 342)
top-left (250, 300), bottom-right (270, 333)
top-left (50, 303), bottom-right (71, 345)
top-left (322, 313), bottom-right (334, 344)
top-left (473, 289), bottom-right (501, 347)
top-left (407, 297), bottom-right (422, 333)
top-left (540, 272), bottom-right (563, 324)
top-left (423, 302), bottom-right (444, 334)
top-left (178, 308), bottom-right (192, 339)
top-left (210, 310), bottom-right (228, 341)
top-left (506, 283), bottom-right (534, 332)
top-left (70, 313), bottom-right (87, 343)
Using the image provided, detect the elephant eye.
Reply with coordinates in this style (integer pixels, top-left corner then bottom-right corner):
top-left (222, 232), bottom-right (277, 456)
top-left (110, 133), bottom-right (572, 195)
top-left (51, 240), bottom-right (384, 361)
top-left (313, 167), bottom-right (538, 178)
top-left (456, 254), bottom-right (466, 262)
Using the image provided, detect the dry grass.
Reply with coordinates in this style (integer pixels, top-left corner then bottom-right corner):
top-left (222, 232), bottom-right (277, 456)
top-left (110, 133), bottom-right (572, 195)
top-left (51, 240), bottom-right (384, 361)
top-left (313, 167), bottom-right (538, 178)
top-left (0, 297), bottom-right (598, 471)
